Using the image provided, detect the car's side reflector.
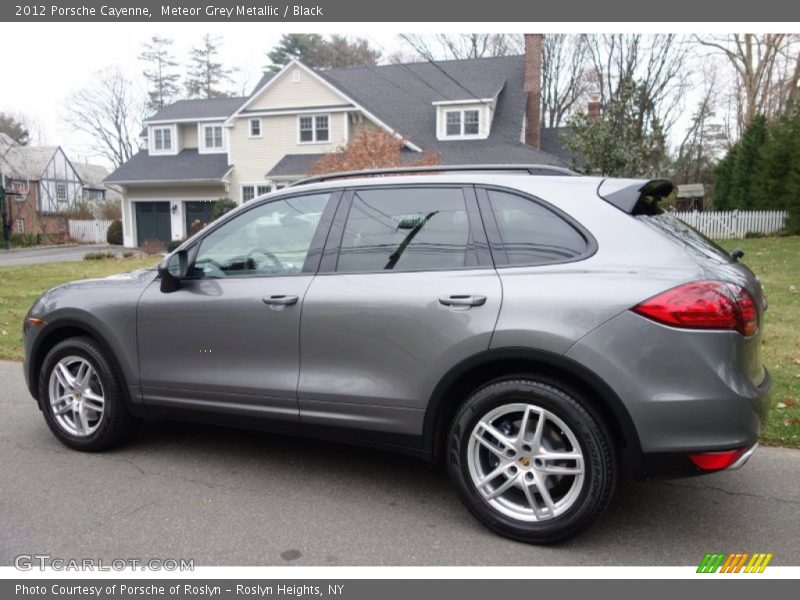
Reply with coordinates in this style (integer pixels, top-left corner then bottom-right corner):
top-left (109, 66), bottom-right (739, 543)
top-left (688, 448), bottom-right (747, 471)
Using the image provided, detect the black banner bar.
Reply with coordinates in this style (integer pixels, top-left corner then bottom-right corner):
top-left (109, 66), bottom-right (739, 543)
top-left (3, 0), bottom-right (800, 22)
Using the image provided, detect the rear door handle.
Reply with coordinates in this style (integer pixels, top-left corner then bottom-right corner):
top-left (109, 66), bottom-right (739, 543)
top-left (438, 295), bottom-right (487, 308)
top-left (262, 295), bottom-right (299, 306)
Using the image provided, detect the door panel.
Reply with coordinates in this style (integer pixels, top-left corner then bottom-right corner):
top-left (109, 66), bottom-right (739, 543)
top-left (135, 202), bottom-right (171, 246)
top-left (184, 201), bottom-right (215, 236)
top-left (298, 186), bottom-right (500, 437)
top-left (137, 192), bottom-right (335, 420)
top-left (137, 276), bottom-right (313, 420)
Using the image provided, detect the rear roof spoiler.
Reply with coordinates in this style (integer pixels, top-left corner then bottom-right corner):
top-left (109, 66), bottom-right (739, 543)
top-left (597, 178), bottom-right (675, 215)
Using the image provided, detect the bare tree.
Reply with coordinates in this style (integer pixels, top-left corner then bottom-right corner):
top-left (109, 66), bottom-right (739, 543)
top-left (583, 34), bottom-right (691, 137)
top-left (695, 34), bottom-right (800, 134)
top-left (65, 68), bottom-right (143, 168)
top-left (398, 34), bottom-right (523, 61)
top-left (541, 35), bottom-right (591, 128)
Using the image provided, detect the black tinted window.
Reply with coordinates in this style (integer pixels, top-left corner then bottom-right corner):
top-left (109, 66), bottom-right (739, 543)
top-left (337, 188), bottom-right (474, 272)
top-left (488, 190), bottom-right (587, 265)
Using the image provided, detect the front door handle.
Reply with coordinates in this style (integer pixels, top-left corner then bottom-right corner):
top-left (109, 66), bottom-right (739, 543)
top-left (262, 295), bottom-right (299, 306)
top-left (438, 295), bottom-right (487, 308)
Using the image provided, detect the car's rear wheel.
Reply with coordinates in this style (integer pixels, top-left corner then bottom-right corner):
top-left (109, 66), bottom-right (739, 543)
top-left (448, 377), bottom-right (617, 543)
top-left (38, 337), bottom-right (139, 451)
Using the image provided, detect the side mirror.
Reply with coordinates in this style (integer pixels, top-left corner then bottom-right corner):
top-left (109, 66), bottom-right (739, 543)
top-left (158, 249), bottom-right (188, 293)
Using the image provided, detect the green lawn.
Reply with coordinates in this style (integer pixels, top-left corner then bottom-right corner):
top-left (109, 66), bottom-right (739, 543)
top-left (0, 238), bottom-right (797, 447)
top-left (0, 257), bottom-right (157, 361)
top-left (719, 236), bottom-right (800, 448)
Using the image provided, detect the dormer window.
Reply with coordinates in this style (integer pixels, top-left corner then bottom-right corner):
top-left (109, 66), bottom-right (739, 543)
top-left (153, 127), bottom-right (173, 151)
top-left (200, 124), bottom-right (225, 153)
top-left (445, 109), bottom-right (481, 138)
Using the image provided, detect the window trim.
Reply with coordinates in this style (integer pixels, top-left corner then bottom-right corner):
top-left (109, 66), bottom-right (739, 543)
top-left (249, 118), bottom-right (262, 138)
top-left (198, 123), bottom-right (226, 154)
top-left (55, 182), bottom-right (68, 202)
top-left (150, 124), bottom-right (177, 155)
top-left (297, 114), bottom-right (331, 144)
top-left (317, 184), bottom-right (492, 275)
top-left (441, 108), bottom-right (484, 140)
top-left (475, 185), bottom-right (598, 268)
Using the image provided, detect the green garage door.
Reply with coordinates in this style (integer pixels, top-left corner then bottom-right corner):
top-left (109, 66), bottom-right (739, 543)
top-left (135, 202), bottom-right (171, 247)
top-left (184, 201), bottom-right (215, 236)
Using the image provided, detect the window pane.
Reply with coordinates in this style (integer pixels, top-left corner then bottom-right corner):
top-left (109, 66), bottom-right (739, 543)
top-left (337, 188), bottom-right (473, 273)
top-left (464, 110), bottom-right (480, 135)
top-left (299, 116), bottom-right (313, 141)
top-left (154, 129), bottom-right (163, 150)
top-left (250, 119), bottom-right (261, 136)
top-left (315, 116), bottom-right (329, 141)
top-left (242, 186), bottom-right (255, 202)
top-left (194, 194), bottom-right (330, 278)
top-left (445, 112), bottom-right (461, 136)
top-left (213, 127), bottom-right (223, 147)
top-left (256, 185), bottom-right (271, 196)
top-left (163, 129), bottom-right (171, 149)
top-left (488, 190), bottom-right (587, 265)
top-left (204, 127), bottom-right (214, 147)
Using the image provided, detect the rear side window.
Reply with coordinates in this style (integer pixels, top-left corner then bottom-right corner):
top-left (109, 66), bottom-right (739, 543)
top-left (337, 187), bottom-right (475, 272)
top-left (487, 190), bottom-right (588, 265)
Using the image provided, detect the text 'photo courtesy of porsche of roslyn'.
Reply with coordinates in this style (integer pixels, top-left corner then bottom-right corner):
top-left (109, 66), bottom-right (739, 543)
top-left (0, 1), bottom-right (799, 592)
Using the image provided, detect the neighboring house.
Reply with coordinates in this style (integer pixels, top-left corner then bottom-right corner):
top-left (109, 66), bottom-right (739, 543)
top-left (106, 54), bottom-right (581, 248)
top-left (0, 132), bottom-right (116, 238)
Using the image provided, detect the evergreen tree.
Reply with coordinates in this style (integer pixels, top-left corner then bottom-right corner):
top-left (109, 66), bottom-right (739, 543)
top-left (185, 34), bottom-right (237, 99)
top-left (139, 35), bottom-right (181, 113)
top-left (729, 115), bottom-right (767, 209)
top-left (265, 34), bottom-right (381, 72)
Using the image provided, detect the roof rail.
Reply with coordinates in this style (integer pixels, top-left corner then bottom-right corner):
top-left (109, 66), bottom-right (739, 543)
top-left (289, 164), bottom-right (579, 187)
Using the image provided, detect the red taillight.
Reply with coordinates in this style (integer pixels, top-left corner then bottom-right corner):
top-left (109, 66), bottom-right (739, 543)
top-left (688, 448), bottom-right (746, 471)
top-left (633, 281), bottom-right (758, 336)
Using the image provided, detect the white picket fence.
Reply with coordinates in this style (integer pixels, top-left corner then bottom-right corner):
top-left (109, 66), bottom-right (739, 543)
top-left (672, 210), bottom-right (787, 239)
top-left (68, 219), bottom-right (113, 244)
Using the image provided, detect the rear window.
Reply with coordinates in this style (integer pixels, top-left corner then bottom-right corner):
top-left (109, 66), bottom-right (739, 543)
top-left (639, 213), bottom-right (732, 263)
top-left (488, 190), bottom-right (588, 265)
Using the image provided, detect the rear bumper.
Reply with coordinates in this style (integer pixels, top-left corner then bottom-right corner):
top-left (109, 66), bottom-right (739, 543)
top-left (642, 441), bottom-right (759, 478)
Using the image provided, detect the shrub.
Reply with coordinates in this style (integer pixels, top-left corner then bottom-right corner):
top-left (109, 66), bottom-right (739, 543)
top-left (106, 219), bottom-right (123, 245)
top-left (166, 239), bottom-right (184, 252)
top-left (84, 251), bottom-right (116, 261)
top-left (122, 250), bottom-right (136, 258)
top-left (10, 232), bottom-right (38, 248)
top-left (139, 238), bottom-right (166, 255)
top-left (744, 231), bottom-right (767, 239)
top-left (211, 197), bottom-right (237, 221)
top-left (98, 198), bottom-right (122, 220)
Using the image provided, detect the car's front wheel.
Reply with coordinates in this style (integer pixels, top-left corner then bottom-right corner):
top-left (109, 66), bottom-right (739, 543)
top-left (38, 337), bottom-right (139, 451)
top-left (448, 377), bottom-right (617, 543)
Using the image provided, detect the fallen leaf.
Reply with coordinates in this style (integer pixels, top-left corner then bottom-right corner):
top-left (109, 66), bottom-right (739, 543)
top-left (777, 402), bottom-right (787, 409)
top-left (787, 419), bottom-right (800, 426)
top-left (784, 398), bottom-right (798, 407)
top-left (790, 285), bottom-right (799, 294)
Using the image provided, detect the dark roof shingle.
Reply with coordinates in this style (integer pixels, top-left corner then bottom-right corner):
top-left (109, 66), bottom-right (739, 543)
top-left (105, 149), bottom-right (231, 183)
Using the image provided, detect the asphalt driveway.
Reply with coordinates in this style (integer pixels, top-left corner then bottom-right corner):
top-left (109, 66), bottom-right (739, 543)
top-left (0, 360), bottom-right (798, 566)
top-left (0, 244), bottom-right (115, 266)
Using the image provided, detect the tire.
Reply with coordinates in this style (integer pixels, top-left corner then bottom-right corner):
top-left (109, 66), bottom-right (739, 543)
top-left (38, 336), bottom-right (139, 452)
top-left (447, 377), bottom-right (617, 543)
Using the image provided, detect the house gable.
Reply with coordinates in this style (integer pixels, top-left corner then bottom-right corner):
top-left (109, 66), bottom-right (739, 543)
top-left (246, 64), bottom-right (347, 112)
top-left (36, 148), bottom-right (84, 213)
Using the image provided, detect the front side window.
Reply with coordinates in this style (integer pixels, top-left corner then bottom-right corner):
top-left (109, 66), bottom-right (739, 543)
top-left (337, 188), bottom-right (474, 273)
top-left (299, 115), bottom-right (330, 143)
top-left (203, 125), bottom-right (224, 149)
top-left (153, 127), bottom-right (172, 151)
top-left (249, 119), bottom-right (261, 137)
top-left (193, 193), bottom-right (331, 278)
top-left (488, 190), bottom-right (588, 265)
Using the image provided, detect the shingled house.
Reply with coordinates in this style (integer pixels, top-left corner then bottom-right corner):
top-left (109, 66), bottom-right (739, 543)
top-left (106, 54), bottom-right (578, 248)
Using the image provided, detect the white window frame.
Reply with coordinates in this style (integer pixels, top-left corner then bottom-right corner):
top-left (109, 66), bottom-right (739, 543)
top-left (241, 183), bottom-right (274, 203)
top-left (249, 118), bottom-right (262, 138)
top-left (198, 123), bottom-right (226, 154)
top-left (56, 182), bottom-right (67, 202)
top-left (150, 125), bottom-right (177, 155)
top-left (298, 114), bottom-right (331, 144)
top-left (442, 108), bottom-right (483, 139)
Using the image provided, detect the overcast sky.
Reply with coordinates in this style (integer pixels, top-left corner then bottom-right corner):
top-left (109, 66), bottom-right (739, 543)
top-left (0, 23), bottom-right (403, 165)
top-left (0, 23), bottom-right (724, 168)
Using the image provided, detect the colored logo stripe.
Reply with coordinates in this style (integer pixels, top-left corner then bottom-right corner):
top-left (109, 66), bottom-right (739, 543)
top-left (697, 552), bottom-right (773, 573)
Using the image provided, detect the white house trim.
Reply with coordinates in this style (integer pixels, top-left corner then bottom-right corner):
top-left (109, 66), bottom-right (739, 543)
top-left (431, 98), bottom-right (495, 106)
top-left (148, 124), bottom-right (178, 156)
top-left (145, 116), bottom-right (237, 126)
top-left (197, 122), bottom-right (227, 154)
top-left (225, 60), bottom-right (423, 153)
top-left (236, 106), bottom-right (353, 119)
